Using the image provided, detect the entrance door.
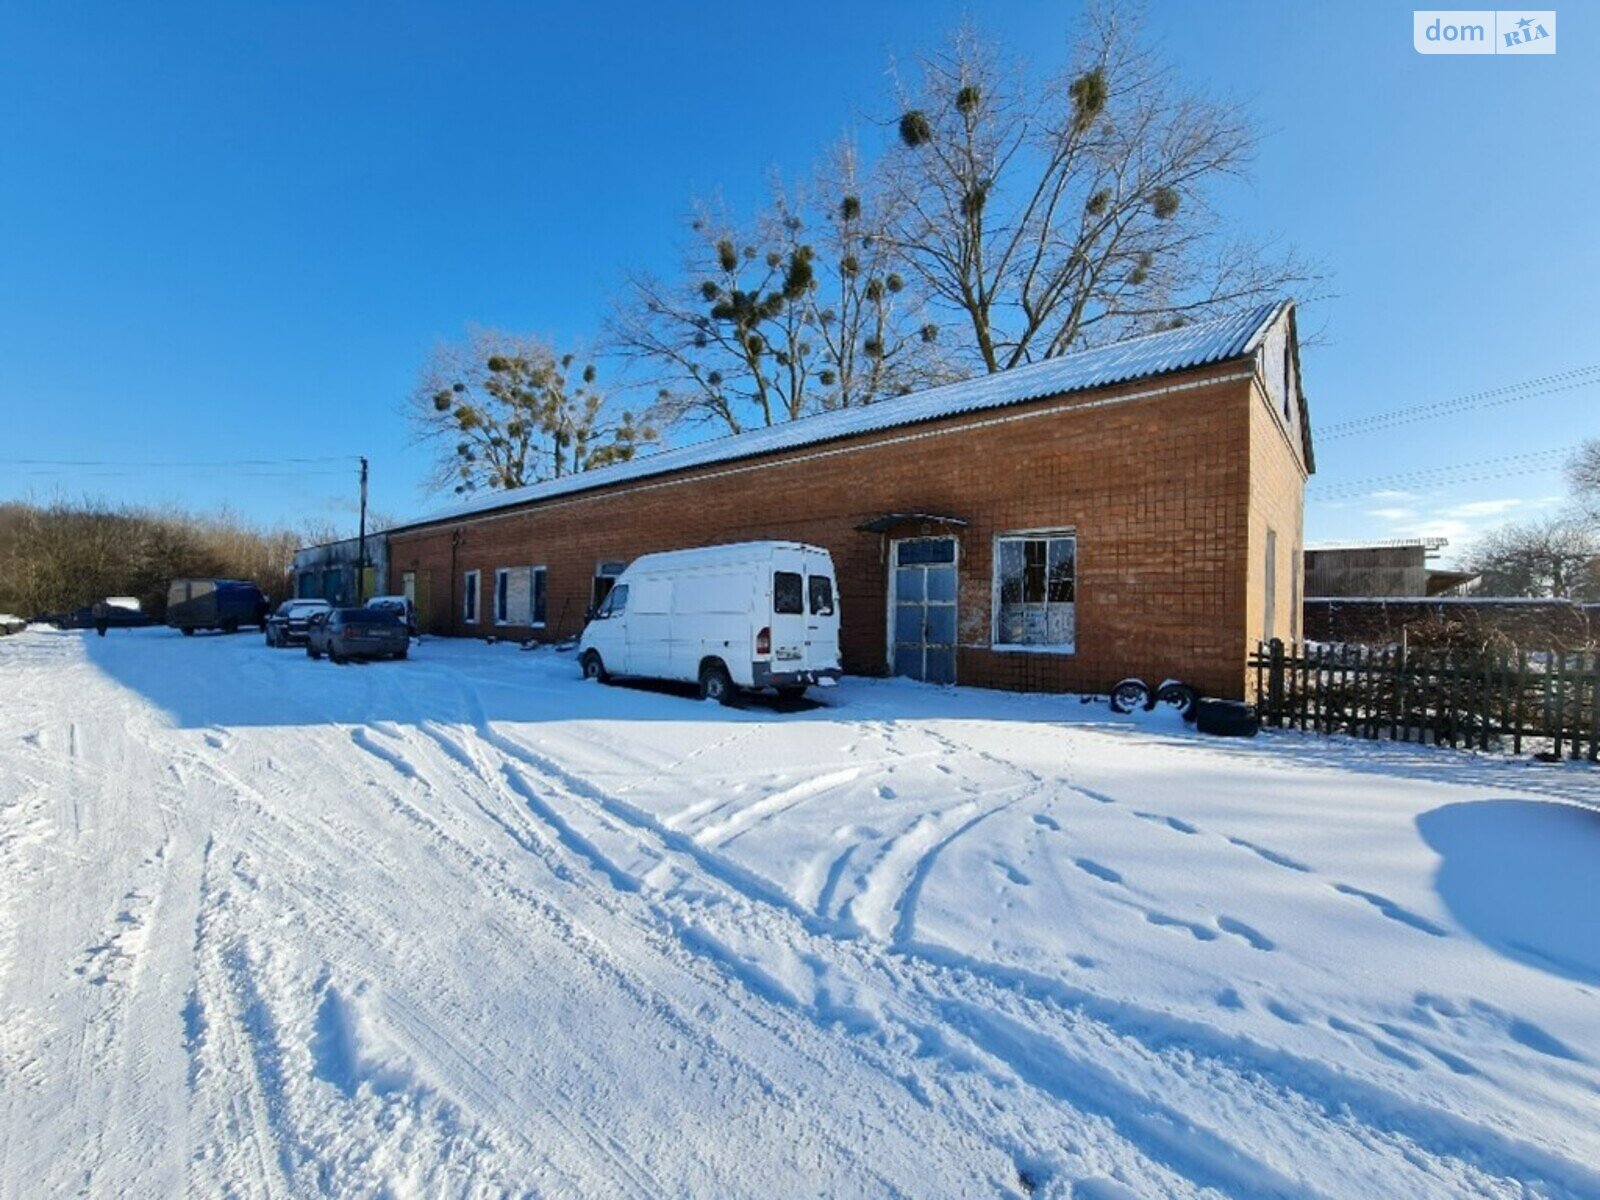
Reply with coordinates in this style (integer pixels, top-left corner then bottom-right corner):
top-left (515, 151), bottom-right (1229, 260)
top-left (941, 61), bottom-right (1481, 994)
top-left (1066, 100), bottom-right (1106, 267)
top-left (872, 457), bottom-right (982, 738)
top-left (890, 537), bottom-right (958, 684)
top-left (404, 570), bottom-right (433, 634)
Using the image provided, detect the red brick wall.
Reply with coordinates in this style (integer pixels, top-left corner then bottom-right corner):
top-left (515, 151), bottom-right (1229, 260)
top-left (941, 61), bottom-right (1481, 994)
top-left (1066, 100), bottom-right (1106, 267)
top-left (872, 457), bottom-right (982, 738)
top-left (388, 363), bottom-right (1281, 698)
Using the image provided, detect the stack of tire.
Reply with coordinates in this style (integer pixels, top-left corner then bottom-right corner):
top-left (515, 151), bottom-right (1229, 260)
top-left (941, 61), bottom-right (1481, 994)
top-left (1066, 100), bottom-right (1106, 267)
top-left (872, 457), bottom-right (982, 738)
top-left (1107, 677), bottom-right (1259, 737)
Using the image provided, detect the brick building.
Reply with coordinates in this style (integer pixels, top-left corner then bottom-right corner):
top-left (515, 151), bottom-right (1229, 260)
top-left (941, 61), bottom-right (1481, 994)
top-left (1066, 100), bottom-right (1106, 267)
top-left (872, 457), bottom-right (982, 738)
top-left (381, 302), bottom-right (1312, 699)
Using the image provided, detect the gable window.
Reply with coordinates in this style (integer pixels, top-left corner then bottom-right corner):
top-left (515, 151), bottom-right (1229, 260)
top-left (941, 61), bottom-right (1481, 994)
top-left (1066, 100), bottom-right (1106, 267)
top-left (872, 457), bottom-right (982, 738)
top-left (993, 533), bottom-right (1076, 652)
top-left (1282, 342), bottom-right (1294, 424)
top-left (463, 569), bottom-right (480, 625)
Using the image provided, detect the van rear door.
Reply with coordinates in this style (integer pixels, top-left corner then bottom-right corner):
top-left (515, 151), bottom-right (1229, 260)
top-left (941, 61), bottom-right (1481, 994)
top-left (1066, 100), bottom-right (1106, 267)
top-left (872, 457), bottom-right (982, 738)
top-left (802, 551), bottom-right (841, 672)
top-left (768, 556), bottom-right (808, 675)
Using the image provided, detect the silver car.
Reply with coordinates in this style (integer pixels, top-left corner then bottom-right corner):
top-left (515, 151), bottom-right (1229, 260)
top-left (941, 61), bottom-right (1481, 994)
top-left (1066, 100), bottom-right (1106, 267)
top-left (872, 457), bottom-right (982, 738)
top-left (265, 599), bottom-right (332, 647)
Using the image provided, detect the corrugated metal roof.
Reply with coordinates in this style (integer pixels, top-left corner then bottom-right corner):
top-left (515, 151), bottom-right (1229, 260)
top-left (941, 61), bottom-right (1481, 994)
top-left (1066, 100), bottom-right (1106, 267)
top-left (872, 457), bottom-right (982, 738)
top-left (403, 301), bottom-right (1285, 530)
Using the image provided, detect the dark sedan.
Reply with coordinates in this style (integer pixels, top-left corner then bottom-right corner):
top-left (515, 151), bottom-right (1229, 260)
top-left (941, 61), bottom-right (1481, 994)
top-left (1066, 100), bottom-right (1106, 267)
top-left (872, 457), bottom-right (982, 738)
top-left (264, 599), bottom-right (332, 647)
top-left (306, 608), bottom-right (409, 663)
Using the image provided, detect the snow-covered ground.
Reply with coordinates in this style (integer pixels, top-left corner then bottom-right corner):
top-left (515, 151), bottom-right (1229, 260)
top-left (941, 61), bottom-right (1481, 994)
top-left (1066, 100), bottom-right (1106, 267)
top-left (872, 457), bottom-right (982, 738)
top-left (2, 627), bottom-right (1597, 1199)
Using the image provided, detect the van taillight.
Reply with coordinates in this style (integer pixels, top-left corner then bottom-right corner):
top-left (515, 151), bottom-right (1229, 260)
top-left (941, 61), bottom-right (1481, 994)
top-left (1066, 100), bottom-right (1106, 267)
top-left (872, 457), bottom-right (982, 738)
top-left (756, 627), bottom-right (771, 656)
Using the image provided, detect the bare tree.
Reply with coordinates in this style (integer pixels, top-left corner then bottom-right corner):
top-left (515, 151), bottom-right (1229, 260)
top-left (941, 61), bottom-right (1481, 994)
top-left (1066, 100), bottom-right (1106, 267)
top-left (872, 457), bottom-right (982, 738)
top-left (808, 142), bottom-right (952, 409)
top-left (611, 165), bottom-right (954, 436)
top-left (881, 10), bottom-right (1318, 373)
top-left (1567, 438), bottom-right (1600, 518)
top-left (0, 498), bottom-right (299, 617)
top-left (1469, 517), bottom-right (1600, 599)
top-left (408, 330), bottom-right (655, 496)
top-left (610, 199), bottom-right (822, 435)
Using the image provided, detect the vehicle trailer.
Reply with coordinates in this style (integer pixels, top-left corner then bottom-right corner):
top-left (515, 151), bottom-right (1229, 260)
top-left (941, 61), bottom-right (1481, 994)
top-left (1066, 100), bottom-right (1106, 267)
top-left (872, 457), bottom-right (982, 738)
top-left (166, 579), bottom-right (269, 636)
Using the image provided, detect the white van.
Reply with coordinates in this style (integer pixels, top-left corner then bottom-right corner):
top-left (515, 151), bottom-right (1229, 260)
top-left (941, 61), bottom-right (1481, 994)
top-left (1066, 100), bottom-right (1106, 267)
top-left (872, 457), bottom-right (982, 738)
top-left (578, 541), bottom-right (842, 703)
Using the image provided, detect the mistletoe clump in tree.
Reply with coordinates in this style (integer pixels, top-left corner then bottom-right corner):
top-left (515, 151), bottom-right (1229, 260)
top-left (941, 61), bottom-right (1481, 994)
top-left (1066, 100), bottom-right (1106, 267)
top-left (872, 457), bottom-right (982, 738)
top-left (409, 330), bottom-right (656, 496)
top-left (610, 171), bottom-right (952, 436)
top-left (881, 11), bottom-right (1319, 372)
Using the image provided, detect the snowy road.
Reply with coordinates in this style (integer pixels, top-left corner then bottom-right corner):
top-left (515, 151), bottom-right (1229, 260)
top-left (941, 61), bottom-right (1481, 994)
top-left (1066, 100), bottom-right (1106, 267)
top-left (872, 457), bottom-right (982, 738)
top-left (2, 628), bottom-right (1597, 1198)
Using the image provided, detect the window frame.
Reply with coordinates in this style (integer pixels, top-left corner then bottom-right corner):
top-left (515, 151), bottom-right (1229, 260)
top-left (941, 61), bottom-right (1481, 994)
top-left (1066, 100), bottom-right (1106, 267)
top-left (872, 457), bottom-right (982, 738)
top-left (808, 573), bottom-right (835, 617)
top-left (463, 569), bottom-right (480, 625)
top-left (1264, 528), bottom-right (1278, 644)
top-left (990, 530), bottom-right (1078, 655)
top-left (773, 571), bottom-right (804, 615)
top-left (493, 567), bottom-right (511, 626)
top-left (530, 565), bottom-right (547, 628)
top-left (491, 565), bottom-right (548, 627)
top-left (596, 582), bottom-right (629, 619)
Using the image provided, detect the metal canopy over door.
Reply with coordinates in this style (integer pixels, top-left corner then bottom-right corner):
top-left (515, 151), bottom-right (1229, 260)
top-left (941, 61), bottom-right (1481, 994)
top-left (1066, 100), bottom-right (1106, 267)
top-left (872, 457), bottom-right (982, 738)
top-left (890, 537), bottom-right (958, 684)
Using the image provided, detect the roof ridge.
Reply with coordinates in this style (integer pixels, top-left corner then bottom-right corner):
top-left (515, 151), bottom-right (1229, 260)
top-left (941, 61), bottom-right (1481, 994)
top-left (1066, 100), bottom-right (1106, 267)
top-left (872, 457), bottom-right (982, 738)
top-left (397, 301), bottom-right (1288, 532)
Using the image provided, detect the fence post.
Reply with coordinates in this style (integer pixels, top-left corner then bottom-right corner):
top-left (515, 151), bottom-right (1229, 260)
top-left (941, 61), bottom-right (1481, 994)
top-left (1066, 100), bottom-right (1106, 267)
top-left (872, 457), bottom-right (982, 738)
top-left (1268, 638), bottom-right (1285, 728)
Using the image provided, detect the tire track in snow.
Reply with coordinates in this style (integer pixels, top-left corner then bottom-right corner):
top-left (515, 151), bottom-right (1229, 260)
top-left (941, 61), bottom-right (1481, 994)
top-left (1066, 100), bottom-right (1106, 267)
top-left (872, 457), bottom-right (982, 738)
top-left (467, 717), bottom-right (1600, 1200)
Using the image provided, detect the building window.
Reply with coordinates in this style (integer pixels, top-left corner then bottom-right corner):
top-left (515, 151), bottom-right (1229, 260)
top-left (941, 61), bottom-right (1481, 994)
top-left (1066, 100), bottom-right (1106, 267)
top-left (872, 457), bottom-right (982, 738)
top-left (1290, 540), bottom-right (1301, 641)
top-left (494, 567), bottom-right (547, 626)
top-left (494, 568), bottom-right (511, 625)
top-left (401, 571), bottom-right (416, 602)
top-left (463, 570), bottom-right (480, 625)
top-left (1264, 528), bottom-right (1278, 643)
top-left (297, 571), bottom-right (317, 599)
top-left (993, 533), bottom-right (1076, 651)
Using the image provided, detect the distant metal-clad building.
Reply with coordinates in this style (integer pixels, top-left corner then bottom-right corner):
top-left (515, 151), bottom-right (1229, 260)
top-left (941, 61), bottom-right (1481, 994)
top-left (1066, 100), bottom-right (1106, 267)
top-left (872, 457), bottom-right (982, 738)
top-left (1304, 539), bottom-right (1477, 599)
top-left (292, 536), bottom-right (387, 607)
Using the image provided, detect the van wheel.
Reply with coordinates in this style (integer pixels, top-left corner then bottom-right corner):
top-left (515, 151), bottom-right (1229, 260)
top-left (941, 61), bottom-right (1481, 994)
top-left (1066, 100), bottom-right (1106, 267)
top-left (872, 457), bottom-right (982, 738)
top-left (699, 661), bottom-right (735, 705)
top-left (221, 618), bottom-right (239, 634)
top-left (581, 651), bottom-right (609, 683)
top-left (181, 627), bottom-right (195, 637)
top-left (307, 643), bottom-right (322, 660)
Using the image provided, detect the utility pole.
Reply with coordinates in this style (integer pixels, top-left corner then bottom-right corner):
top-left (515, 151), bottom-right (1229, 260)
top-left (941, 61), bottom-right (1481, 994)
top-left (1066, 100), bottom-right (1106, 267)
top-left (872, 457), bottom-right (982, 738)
top-left (356, 456), bottom-right (369, 603)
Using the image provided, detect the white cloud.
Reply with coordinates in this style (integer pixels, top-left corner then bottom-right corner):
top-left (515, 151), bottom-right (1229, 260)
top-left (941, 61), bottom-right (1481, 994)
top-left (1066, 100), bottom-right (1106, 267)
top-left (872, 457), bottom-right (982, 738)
top-left (1366, 489), bottom-right (1419, 502)
top-left (1366, 507), bottom-right (1417, 521)
top-left (1441, 497), bottom-right (1527, 519)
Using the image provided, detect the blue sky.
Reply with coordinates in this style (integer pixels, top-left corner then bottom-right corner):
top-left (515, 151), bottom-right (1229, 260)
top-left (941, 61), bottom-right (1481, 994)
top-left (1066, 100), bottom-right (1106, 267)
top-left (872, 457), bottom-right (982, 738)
top-left (1, 2), bottom-right (1593, 564)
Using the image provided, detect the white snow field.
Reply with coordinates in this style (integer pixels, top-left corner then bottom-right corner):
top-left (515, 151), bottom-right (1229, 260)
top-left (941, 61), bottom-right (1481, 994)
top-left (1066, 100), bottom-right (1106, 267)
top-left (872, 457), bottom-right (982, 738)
top-left (2, 628), bottom-right (1597, 1199)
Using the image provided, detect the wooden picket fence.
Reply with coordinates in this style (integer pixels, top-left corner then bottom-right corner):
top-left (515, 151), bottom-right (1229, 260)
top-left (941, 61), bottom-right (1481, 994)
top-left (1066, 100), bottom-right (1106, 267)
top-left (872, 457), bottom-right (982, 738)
top-left (1249, 639), bottom-right (1600, 760)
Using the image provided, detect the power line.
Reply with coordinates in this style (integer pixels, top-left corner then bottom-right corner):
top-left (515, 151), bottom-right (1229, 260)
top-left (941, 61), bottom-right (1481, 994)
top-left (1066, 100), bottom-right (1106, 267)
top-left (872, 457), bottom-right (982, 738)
top-left (1316, 367), bottom-right (1600, 441)
top-left (0, 454), bottom-right (357, 468)
top-left (1309, 448), bottom-right (1570, 500)
top-left (14, 468), bottom-right (355, 480)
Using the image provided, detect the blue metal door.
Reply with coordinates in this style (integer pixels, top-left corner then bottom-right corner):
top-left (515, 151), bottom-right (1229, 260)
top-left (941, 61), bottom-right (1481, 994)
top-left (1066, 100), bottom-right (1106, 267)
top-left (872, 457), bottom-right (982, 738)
top-left (890, 537), bottom-right (957, 684)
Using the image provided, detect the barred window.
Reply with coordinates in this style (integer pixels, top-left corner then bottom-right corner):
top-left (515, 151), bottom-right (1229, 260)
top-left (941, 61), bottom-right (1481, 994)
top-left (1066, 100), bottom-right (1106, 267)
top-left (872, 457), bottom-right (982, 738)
top-left (993, 534), bottom-right (1076, 651)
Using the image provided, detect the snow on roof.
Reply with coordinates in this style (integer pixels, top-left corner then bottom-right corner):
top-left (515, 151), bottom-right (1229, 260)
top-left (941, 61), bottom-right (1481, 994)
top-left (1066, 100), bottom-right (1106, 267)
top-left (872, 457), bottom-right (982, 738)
top-left (1306, 538), bottom-right (1450, 553)
top-left (401, 301), bottom-right (1286, 531)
